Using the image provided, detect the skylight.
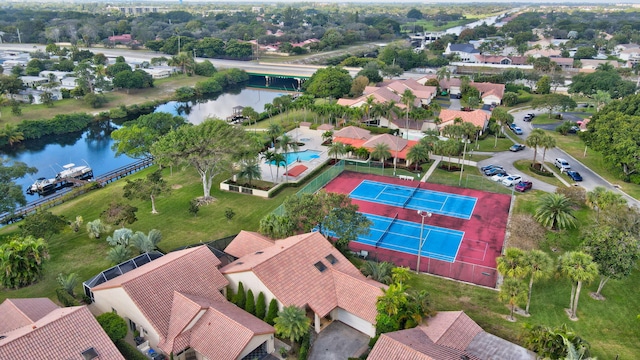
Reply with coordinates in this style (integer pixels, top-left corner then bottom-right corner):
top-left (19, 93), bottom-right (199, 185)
top-left (325, 254), bottom-right (338, 265)
top-left (314, 261), bottom-right (327, 272)
top-left (81, 347), bottom-right (99, 360)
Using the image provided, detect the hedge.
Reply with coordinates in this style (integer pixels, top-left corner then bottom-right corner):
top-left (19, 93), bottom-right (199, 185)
top-left (115, 339), bottom-right (148, 360)
top-left (16, 113), bottom-right (94, 140)
top-left (56, 287), bottom-right (80, 307)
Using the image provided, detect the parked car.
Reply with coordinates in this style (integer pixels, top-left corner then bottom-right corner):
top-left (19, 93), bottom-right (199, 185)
top-left (481, 164), bottom-right (502, 172)
top-left (511, 126), bottom-right (523, 135)
top-left (554, 158), bottom-right (571, 171)
top-left (491, 173), bottom-right (509, 182)
top-left (566, 170), bottom-right (583, 181)
top-left (485, 167), bottom-right (507, 176)
top-left (523, 114), bottom-right (534, 122)
top-left (528, 113), bottom-right (536, 118)
top-left (502, 175), bottom-right (523, 186)
top-left (510, 144), bottom-right (526, 152)
top-left (515, 180), bottom-right (533, 192)
top-left (568, 125), bottom-right (580, 134)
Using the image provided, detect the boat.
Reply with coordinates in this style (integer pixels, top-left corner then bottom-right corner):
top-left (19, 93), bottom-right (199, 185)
top-left (55, 163), bottom-right (93, 181)
top-left (27, 177), bottom-right (56, 195)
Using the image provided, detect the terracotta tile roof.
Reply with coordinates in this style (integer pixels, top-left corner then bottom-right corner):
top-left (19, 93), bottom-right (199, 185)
top-left (333, 137), bottom-right (366, 148)
top-left (369, 327), bottom-right (479, 360)
top-left (0, 298), bottom-right (59, 333)
top-left (553, 57), bottom-right (575, 66)
top-left (221, 232), bottom-right (384, 322)
top-left (0, 306), bottom-right (124, 360)
top-left (525, 49), bottom-right (562, 57)
top-left (471, 82), bottom-right (505, 100)
top-left (317, 124), bottom-right (334, 131)
top-left (363, 134), bottom-right (408, 153)
top-left (225, 230), bottom-right (275, 258)
top-left (92, 246), bottom-right (228, 338)
top-left (160, 292), bottom-right (274, 360)
top-left (439, 109), bottom-right (489, 129)
top-left (333, 126), bottom-right (373, 140)
top-left (422, 311), bottom-right (482, 350)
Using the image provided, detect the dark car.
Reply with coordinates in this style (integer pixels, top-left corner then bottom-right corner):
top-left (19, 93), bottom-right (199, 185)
top-left (566, 170), bottom-right (583, 181)
top-left (480, 164), bottom-right (502, 172)
top-left (510, 144), bottom-right (526, 152)
top-left (514, 180), bottom-right (533, 192)
top-left (523, 114), bottom-right (533, 122)
top-left (484, 167), bottom-right (507, 176)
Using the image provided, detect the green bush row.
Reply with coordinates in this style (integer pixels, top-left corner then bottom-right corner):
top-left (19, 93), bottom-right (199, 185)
top-left (530, 165), bottom-right (555, 177)
top-left (16, 113), bottom-right (94, 140)
top-left (298, 329), bottom-right (311, 360)
top-left (115, 339), bottom-right (148, 360)
top-left (56, 287), bottom-right (80, 307)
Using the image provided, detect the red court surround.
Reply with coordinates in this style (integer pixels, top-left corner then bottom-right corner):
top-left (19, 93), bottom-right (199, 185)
top-left (324, 171), bottom-right (512, 287)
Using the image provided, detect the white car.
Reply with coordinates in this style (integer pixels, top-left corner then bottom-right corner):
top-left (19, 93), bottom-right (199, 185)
top-left (502, 175), bottom-right (523, 187)
top-left (491, 173), bottom-right (509, 182)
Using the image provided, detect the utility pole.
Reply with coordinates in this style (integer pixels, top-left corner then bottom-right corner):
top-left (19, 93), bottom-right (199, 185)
top-left (17, 28), bottom-right (21, 44)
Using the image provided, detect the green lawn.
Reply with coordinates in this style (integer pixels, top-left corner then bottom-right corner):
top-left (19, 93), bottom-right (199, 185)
top-left (513, 159), bottom-right (566, 188)
top-left (474, 136), bottom-right (515, 152)
top-left (426, 163), bottom-right (513, 195)
top-left (532, 114), bottom-right (563, 125)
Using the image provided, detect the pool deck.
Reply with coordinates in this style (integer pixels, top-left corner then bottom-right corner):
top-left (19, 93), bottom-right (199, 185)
top-left (259, 126), bottom-right (329, 184)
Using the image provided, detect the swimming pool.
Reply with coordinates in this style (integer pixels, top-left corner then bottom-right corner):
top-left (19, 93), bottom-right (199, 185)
top-left (268, 150), bottom-right (321, 165)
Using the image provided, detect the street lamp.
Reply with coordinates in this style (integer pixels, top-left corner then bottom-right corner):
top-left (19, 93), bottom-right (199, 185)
top-left (416, 210), bottom-right (432, 274)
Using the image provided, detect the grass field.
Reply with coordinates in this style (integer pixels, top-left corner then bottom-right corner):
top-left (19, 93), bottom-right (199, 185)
top-left (513, 159), bottom-right (566, 188)
top-left (531, 114), bottom-right (563, 125)
top-left (475, 136), bottom-right (515, 152)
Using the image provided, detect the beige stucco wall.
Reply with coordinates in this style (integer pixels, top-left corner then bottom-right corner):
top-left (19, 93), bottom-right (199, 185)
top-left (225, 271), bottom-right (281, 311)
top-left (483, 94), bottom-right (501, 105)
top-left (238, 334), bottom-right (275, 359)
top-left (93, 287), bottom-right (161, 347)
top-left (332, 308), bottom-right (376, 337)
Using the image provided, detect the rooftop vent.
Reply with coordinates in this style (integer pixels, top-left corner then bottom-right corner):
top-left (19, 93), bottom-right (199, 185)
top-left (314, 261), bottom-right (327, 272)
top-left (255, 251), bottom-right (264, 255)
top-left (81, 347), bottom-right (99, 360)
top-left (325, 254), bottom-right (338, 265)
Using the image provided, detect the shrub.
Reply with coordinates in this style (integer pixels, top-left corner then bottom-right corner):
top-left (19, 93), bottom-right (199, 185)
top-left (256, 292), bottom-right (266, 320)
top-left (188, 199), bottom-right (200, 217)
top-left (298, 329), bottom-right (311, 360)
top-left (234, 282), bottom-right (246, 309)
top-left (96, 312), bottom-right (127, 342)
top-left (56, 288), bottom-right (80, 307)
top-left (556, 186), bottom-right (586, 206)
top-left (265, 298), bottom-right (279, 325)
top-left (17, 113), bottom-right (94, 140)
top-left (245, 289), bottom-right (256, 315)
top-left (530, 165), bottom-right (555, 177)
top-left (115, 340), bottom-right (148, 360)
top-left (225, 207), bottom-right (235, 221)
top-left (226, 285), bottom-right (235, 302)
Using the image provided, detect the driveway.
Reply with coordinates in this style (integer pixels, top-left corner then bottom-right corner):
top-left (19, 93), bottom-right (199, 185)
top-left (449, 97), bottom-right (462, 110)
top-left (308, 322), bottom-right (369, 360)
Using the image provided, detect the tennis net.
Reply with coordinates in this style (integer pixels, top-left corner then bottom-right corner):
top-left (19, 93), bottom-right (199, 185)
top-left (375, 212), bottom-right (398, 248)
top-left (403, 183), bottom-right (421, 208)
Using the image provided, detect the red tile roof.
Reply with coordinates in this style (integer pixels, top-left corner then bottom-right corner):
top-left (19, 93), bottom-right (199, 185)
top-left (92, 246), bottom-right (229, 338)
top-left (159, 292), bottom-right (274, 360)
top-left (0, 306), bottom-right (124, 360)
top-left (225, 230), bottom-right (275, 258)
top-left (422, 311), bottom-right (482, 350)
top-left (333, 126), bottom-right (373, 140)
top-left (439, 109), bottom-right (489, 129)
top-left (285, 164), bottom-right (308, 177)
top-left (471, 82), bottom-right (505, 100)
top-left (0, 298), bottom-right (59, 333)
top-left (221, 232), bottom-right (384, 323)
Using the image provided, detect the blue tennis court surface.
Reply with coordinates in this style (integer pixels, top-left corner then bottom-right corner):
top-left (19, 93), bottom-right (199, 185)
top-left (329, 213), bottom-right (464, 263)
top-left (349, 180), bottom-right (477, 220)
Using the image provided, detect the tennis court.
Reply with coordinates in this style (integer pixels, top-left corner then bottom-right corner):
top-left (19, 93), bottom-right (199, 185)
top-left (349, 180), bottom-right (478, 220)
top-left (354, 213), bottom-right (464, 263)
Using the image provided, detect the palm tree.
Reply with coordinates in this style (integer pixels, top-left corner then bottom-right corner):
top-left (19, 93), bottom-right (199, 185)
top-left (1, 124), bottom-right (24, 147)
top-left (321, 130), bottom-right (334, 144)
top-left (131, 229), bottom-right (162, 253)
top-left (377, 283), bottom-right (408, 316)
top-left (534, 193), bottom-right (576, 230)
top-left (371, 143), bottom-right (391, 172)
top-left (261, 151), bottom-right (276, 182)
top-left (364, 95), bottom-right (375, 121)
top-left (354, 147), bottom-right (370, 160)
top-left (57, 272), bottom-right (79, 296)
top-left (277, 134), bottom-right (298, 182)
top-left (267, 123), bottom-right (283, 148)
top-left (273, 305), bottom-right (311, 344)
top-left (272, 153), bottom-right (286, 184)
top-left (525, 129), bottom-right (546, 167)
top-left (86, 219), bottom-right (110, 239)
top-left (328, 141), bottom-right (346, 163)
top-left (436, 66), bottom-right (451, 81)
top-left (169, 51), bottom-right (195, 75)
top-left (586, 186), bottom-right (624, 222)
top-left (593, 90), bottom-right (611, 111)
top-left (106, 228), bottom-right (134, 247)
top-left (498, 277), bottom-right (527, 321)
top-left (496, 247), bottom-right (527, 279)
top-left (360, 261), bottom-right (394, 284)
top-left (407, 143), bottom-right (429, 171)
top-left (522, 250), bottom-right (553, 315)
top-left (559, 251), bottom-right (599, 320)
top-left (237, 157), bottom-right (262, 186)
top-left (391, 266), bottom-right (411, 285)
top-left (401, 89), bottom-right (417, 139)
top-left (540, 134), bottom-right (557, 164)
top-left (106, 245), bottom-right (132, 265)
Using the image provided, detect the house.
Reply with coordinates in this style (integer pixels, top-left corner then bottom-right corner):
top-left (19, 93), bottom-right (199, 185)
top-left (445, 43), bottom-right (480, 62)
top-left (416, 75), bottom-right (462, 96)
top-left (332, 128), bottom-right (419, 166)
top-left (525, 49), bottom-right (562, 58)
top-left (19, 76), bottom-right (49, 88)
top-left (61, 76), bottom-right (79, 88)
top-left (221, 231), bottom-right (385, 337)
top-left (39, 70), bottom-right (73, 82)
top-left (0, 299), bottom-right (124, 360)
top-left (617, 47), bottom-right (640, 64)
top-left (368, 311), bottom-right (536, 360)
top-left (108, 34), bottom-right (135, 45)
top-left (8, 88), bottom-right (60, 104)
top-left (579, 59), bottom-right (620, 72)
top-left (438, 109), bottom-right (489, 133)
top-left (472, 82), bottom-right (505, 106)
top-left (141, 68), bottom-right (171, 79)
top-left (474, 55), bottom-right (528, 66)
top-left (91, 245), bottom-right (275, 360)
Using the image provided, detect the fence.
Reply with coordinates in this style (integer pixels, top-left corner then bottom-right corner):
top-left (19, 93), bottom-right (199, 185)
top-left (272, 160), bottom-right (345, 216)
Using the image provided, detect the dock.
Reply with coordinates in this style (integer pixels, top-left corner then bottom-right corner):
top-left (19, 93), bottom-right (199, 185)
top-left (1, 158), bottom-right (154, 224)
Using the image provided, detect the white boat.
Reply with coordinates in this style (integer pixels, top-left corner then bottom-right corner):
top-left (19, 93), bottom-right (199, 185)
top-left (55, 163), bottom-right (93, 180)
top-left (27, 177), bottom-right (56, 194)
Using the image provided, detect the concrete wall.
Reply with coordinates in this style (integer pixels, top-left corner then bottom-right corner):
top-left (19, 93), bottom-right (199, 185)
top-left (225, 271), bottom-right (281, 311)
top-left (332, 308), bottom-right (375, 337)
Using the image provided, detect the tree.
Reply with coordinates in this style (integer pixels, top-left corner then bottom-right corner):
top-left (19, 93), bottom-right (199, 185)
top-left (357, 63), bottom-right (383, 84)
top-left (241, 106), bottom-right (259, 127)
top-left (0, 124), bottom-right (24, 147)
top-left (525, 128), bottom-right (546, 166)
top-left (194, 60), bottom-right (217, 77)
top-left (592, 90), bottom-right (611, 111)
top-left (583, 225), bottom-right (639, 299)
top-left (328, 141), bottom-right (347, 162)
top-left (19, 211), bottom-right (67, 241)
top-left (101, 202), bottom-right (138, 227)
top-left (535, 193), bottom-right (576, 230)
top-left (558, 251), bottom-right (599, 320)
top-left (234, 282), bottom-right (246, 309)
top-left (57, 272), bottom-right (79, 296)
top-left (573, 46), bottom-right (597, 60)
top-left (245, 289), bottom-right (256, 315)
top-left (106, 228), bottom-right (133, 247)
top-left (569, 70), bottom-right (636, 99)
top-left (111, 112), bottom-right (186, 159)
top-left (524, 324), bottom-right (592, 359)
top-left (391, 266), bottom-right (411, 285)
top-left (371, 143), bottom-right (392, 171)
top-left (350, 75), bottom-right (369, 97)
top-left (69, 215), bottom-right (83, 233)
top-left (539, 133), bottom-right (557, 164)
top-left (586, 187), bottom-right (624, 221)
top-left (265, 298), bottom-right (279, 325)
top-left (0, 236), bottom-right (49, 289)
top-left (502, 92), bottom-right (519, 106)
top-left (236, 158), bottom-right (262, 187)
top-left (96, 312), bottom-right (128, 342)
top-left (323, 206), bottom-right (372, 252)
top-left (360, 261), bottom-right (394, 284)
top-left (277, 133), bottom-right (298, 183)
top-left (256, 292), bottom-right (267, 320)
top-left (274, 305), bottom-right (310, 344)
top-left (86, 219), bottom-right (110, 239)
top-left (0, 158), bottom-right (36, 214)
top-left (407, 143), bottom-right (429, 171)
top-left (381, 64), bottom-right (404, 79)
top-left (530, 94), bottom-right (576, 118)
top-left (152, 120), bottom-right (252, 199)
top-left (498, 277), bottom-right (527, 321)
top-left (303, 66), bottom-right (352, 99)
top-left (106, 62), bottom-right (133, 78)
top-left (522, 250), bottom-right (553, 315)
top-left (536, 75), bottom-right (551, 94)
top-left (401, 89), bottom-right (416, 138)
top-left (123, 169), bottom-right (170, 214)
top-left (131, 229), bottom-right (162, 253)
top-left (496, 247), bottom-right (527, 279)
top-left (169, 52), bottom-right (196, 75)
top-left (0, 75), bottom-right (26, 95)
